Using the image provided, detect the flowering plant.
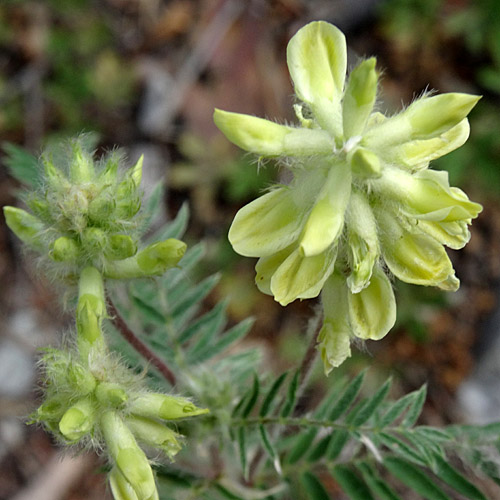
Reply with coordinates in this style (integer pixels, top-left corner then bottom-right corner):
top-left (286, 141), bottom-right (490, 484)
top-left (215, 21), bottom-right (482, 373)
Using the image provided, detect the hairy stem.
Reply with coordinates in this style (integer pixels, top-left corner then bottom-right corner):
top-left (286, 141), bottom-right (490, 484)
top-left (106, 296), bottom-right (177, 386)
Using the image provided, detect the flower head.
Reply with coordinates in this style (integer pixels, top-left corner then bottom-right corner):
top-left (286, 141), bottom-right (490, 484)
top-left (214, 21), bottom-right (482, 373)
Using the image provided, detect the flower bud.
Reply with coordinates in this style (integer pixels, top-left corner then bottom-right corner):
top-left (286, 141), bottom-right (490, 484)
top-left (34, 396), bottom-right (67, 424)
top-left (348, 147), bottom-right (381, 178)
top-left (136, 239), bottom-right (187, 274)
top-left (346, 191), bottom-right (379, 293)
top-left (96, 382), bottom-right (128, 408)
top-left (128, 393), bottom-right (209, 420)
top-left (76, 296), bottom-right (102, 345)
top-left (88, 195), bottom-right (116, 223)
top-left (59, 397), bottom-right (95, 442)
top-left (69, 141), bottom-right (94, 182)
top-left (3, 206), bottom-right (45, 250)
top-left (67, 363), bottom-right (96, 395)
top-left (129, 155), bottom-right (143, 187)
top-left (101, 411), bottom-right (157, 500)
top-left (115, 179), bottom-right (141, 219)
top-left (106, 235), bottom-right (137, 260)
top-left (126, 415), bottom-right (182, 459)
top-left (109, 467), bottom-right (139, 500)
top-left (317, 273), bottom-right (352, 375)
top-left (43, 157), bottom-right (66, 187)
top-left (343, 58), bottom-right (378, 138)
top-left (82, 227), bottom-right (108, 254)
top-left (50, 236), bottom-right (80, 262)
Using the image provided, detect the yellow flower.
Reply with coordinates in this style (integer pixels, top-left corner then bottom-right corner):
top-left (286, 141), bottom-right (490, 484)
top-left (215, 21), bottom-right (482, 371)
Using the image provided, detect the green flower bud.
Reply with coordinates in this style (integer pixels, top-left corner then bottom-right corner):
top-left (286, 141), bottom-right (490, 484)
top-left (348, 147), bottom-right (381, 178)
top-left (76, 267), bottom-right (106, 353)
top-left (43, 157), bottom-right (66, 187)
top-left (67, 363), bottom-right (96, 395)
top-left (129, 155), bottom-right (143, 187)
top-left (95, 382), bottom-right (128, 408)
top-left (50, 236), bottom-right (80, 262)
top-left (101, 411), bottom-right (157, 500)
top-left (317, 273), bottom-right (352, 375)
top-left (34, 396), bottom-right (67, 424)
top-left (82, 227), bottom-right (108, 253)
top-left (346, 191), bottom-right (379, 293)
top-left (104, 239), bottom-right (187, 279)
top-left (3, 206), bottom-right (45, 250)
top-left (106, 235), bottom-right (137, 260)
top-left (88, 195), bottom-right (116, 223)
top-left (115, 178), bottom-right (141, 219)
top-left (76, 296), bottom-right (103, 346)
top-left (126, 415), bottom-right (182, 459)
top-left (109, 466), bottom-right (139, 500)
top-left (59, 397), bottom-right (95, 442)
top-left (69, 141), bottom-right (94, 182)
top-left (27, 197), bottom-right (52, 221)
top-left (128, 393), bottom-right (209, 420)
top-left (342, 57), bottom-right (378, 138)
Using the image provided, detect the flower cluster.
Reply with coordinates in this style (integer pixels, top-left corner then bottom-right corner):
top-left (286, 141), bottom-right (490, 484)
top-left (4, 137), bottom-right (186, 280)
top-left (3, 138), bottom-right (208, 500)
top-left (214, 21), bottom-right (482, 373)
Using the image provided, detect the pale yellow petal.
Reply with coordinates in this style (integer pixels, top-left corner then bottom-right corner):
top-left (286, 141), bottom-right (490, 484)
top-left (229, 188), bottom-right (304, 258)
top-left (348, 266), bottom-right (396, 340)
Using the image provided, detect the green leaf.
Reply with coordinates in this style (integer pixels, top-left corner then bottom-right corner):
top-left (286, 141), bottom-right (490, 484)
top-left (194, 317), bottom-right (254, 364)
top-left (177, 300), bottom-right (227, 344)
top-left (378, 432), bottom-right (427, 467)
top-left (300, 471), bottom-right (330, 500)
top-left (384, 457), bottom-right (451, 500)
top-left (3, 142), bottom-right (41, 188)
top-left (286, 428), bottom-right (319, 465)
top-left (433, 454), bottom-right (487, 500)
top-left (242, 374), bottom-right (260, 418)
top-left (153, 202), bottom-right (189, 241)
top-left (331, 464), bottom-right (375, 500)
top-left (169, 274), bottom-right (220, 330)
top-left (307, 434), bottom-right (332, 462)
top-left (167, 242), bottom-right (205, 289)
top-left (280, 369), bottom-right (300, 418)
top-left (313, 377), bottom-right (348, 419)
top-left (131, 294), bottom-right (165, 324)
top-left (139, 180), bottom-right (164, 234)
top-left (260, 371), bottom-right (288, 417)
top-left (347, 378), bottom-right (392, 426)
top-left (214, 483), bottom-right (245, 500)
top-left (379, 387), bottom-right (426, 428)
top-left (357, 462), bottom-right (403, 500)
top-left (327, 369), bottom-right (366, 421)
top-left (237, 427), bottom-right (248, 480)
top-left (259, 424), bottom-right (281, 473)
top-left (400, 384), bottom-right (427, 427)
top-left (326, 429), bottom-right (350, 461)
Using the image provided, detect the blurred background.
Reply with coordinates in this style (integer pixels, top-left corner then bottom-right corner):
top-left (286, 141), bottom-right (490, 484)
top-left (1, 0), bottom-right (500, 498)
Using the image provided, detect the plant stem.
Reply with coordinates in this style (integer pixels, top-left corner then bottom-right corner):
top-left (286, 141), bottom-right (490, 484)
top-left (106, 296), bottom-right (177, 386)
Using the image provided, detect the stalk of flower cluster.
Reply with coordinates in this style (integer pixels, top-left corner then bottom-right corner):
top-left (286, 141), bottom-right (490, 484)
top-left (3, 137), bottom-right (209, 500)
